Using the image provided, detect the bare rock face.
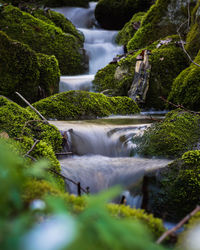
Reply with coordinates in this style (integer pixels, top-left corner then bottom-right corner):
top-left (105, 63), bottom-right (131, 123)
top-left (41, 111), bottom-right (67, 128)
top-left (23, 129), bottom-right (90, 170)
top-left (128, 50), bottom-right (151, 104)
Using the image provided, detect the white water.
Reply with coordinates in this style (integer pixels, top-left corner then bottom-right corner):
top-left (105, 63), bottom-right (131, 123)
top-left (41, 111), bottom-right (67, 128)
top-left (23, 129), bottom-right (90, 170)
top-left (54, 2), bottom-right (123, 92)
top-left (51, 116), bottom-right (170, 206)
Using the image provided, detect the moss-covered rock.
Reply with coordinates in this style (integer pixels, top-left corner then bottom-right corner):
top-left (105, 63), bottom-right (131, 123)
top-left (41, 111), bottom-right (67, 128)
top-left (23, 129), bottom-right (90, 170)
top-left (127, 0), bottom-right (196, 51)
top-left (136, 109), bottom-right (200, 158)
top-left (107, 204), bottom-right (165, 238)
top-left (0, 31), bottom-right (60, 104)
top-left (95, 0), bottom-right (152, 30)
top-left (0, 96), bottom-right (62, 151)
top-left (0, 97), bottom-right (65, 188)
top-left (149, 151), bottom-right (200, 221)
top-left (116, 12), bottom-right (145, 46)
top-left (0, 4), bottom-right (87, 75)
top-left (185, 0), bottom-right (200, 58)
top-left (30, 90), bottom-right (140, 120)
top-left (168, 50), bottom-right (200, 111)
top-left (37, 53), bottom-right (60, 98)
top-left (93, 38), bottom-right (189, 109)
top-left (29, 8), bottom-right (84, 45)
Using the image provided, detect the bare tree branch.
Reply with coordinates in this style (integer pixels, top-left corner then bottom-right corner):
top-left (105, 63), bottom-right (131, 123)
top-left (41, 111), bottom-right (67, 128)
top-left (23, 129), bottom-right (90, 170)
top-left (156, 205), bottom-right (200, 244)
top-left (16, 92), bottom-right (49, 123)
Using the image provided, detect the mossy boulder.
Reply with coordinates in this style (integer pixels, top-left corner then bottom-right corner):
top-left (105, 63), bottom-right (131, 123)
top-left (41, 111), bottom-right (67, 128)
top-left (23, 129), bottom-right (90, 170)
top-left (0, 96), bottom-right (65, 188)
top-left (168, 50), bottom-right (200, 111)
top-left (149, 151), bottom-right (200, 221)
top-left (28, 8), bottom-right (84, 45)
top-left (93, 38), bottom-right (189, 109)
top-left (94, 0), bottom-right (152, 30)
top-left (127, 0), bottom-right (196, 51)
top-left (30, 90), bottom-right (140, 120)
top-left (135, 109), bottom-right (200, 158)
top-left (0, 4), bottom-right (88, 75)
top-left (116, 12), bottom-right (145, 46)
top-left (185, 0), bottom-right (200, 58)
top-left (0, 31), bottom-right (60, 104)
top-left (0, 96), bottom-right (62, 152)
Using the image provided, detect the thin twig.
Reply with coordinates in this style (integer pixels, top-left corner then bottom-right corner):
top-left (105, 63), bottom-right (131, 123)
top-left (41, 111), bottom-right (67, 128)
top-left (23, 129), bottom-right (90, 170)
top-left (49, 169), bottom-right (89, 194)
top-left (159, 96), bottom-right (200, 115)
top-left (25, 154), bottom-right (37, 161)
top-left (24, 139), bottom-right (40, 157)
top-left (156, 205), bottom-right (200, 244)
top-left (15, 92), bottom-right (49, 123)
top-left (177, 2), bottom-right (200, 68)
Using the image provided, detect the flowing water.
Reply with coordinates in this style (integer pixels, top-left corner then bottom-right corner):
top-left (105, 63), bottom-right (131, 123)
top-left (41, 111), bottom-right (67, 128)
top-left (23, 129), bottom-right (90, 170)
top-left (54, 2), bottom-right (123, 92)
top-left (52, 4), bottom-right (170, 207)
top-left (50, 114), bottom-right (170, 207)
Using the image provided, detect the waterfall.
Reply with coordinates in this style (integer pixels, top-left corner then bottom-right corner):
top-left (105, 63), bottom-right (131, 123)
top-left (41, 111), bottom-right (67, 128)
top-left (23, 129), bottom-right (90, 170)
top-left (54, 2), bottom-right (123, 92)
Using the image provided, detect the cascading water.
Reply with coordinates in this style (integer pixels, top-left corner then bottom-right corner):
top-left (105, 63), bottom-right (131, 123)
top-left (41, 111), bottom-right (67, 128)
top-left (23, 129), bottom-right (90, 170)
top-left (50, 114), bottom-right (170, 207)
top-left (54, 2), bottom-right (123, 92)
top-left (51, 4), bottom-right (170, 208)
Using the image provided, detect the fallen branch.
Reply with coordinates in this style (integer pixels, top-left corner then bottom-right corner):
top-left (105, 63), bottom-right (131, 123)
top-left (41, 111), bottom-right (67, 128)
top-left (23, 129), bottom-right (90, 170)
top-left (159, 96), bottom-right (200, 115)
top-left (24, 139), bottom-right (40, 158)
top-left (156, 205), bottom-right (200, 244)
top-left (15, 92), bottom-right (49, 124)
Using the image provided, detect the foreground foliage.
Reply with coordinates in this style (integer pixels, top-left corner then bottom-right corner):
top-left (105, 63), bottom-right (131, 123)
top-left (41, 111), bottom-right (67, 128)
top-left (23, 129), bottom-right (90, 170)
top-left (0, 141), bottom-right (166, 250)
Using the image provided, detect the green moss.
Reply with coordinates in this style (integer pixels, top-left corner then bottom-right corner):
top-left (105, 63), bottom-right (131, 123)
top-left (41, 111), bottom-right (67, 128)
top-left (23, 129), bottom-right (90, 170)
top-left (136, 109), bottom-right (200, 158)
top-left (116, 12), bottom-right (145, 46)
top-left (0, 5), bottom-right (87, 75)
top-left (146, 43), bottom-right (189, 109)
top-left (95, 0), bottom-right (152, 30)
top-left (29, 9), bottom-right (84, 45)
top-left (127, 0), bottom-right (195, 51)
top-left (185, 0), bottom-right (200, 57)
top-left (93, 53), bottom-right (137, 95)
top-left (107, 204), bottom-right (165, 239)
top-left (168, 50), bottom-right (200, 111)
top-left (37, 53), bottom-right (60, 98)
top-left (0, 31), bottom-right (39, 103)
top-left (30, 90), bottom-right (140, 120)
top-left (0, 31), bottom-right (60, 104)
top-left (22, 178), bottom-right (85, 211)
top-left (94, 38), bottom-right (188, 109)
top-left (150, 151), bottom-right (200, 221)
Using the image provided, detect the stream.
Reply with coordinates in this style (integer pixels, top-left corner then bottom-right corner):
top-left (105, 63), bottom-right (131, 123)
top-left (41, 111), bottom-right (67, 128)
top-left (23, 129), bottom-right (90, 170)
top-left (53, 3), bottom-right (170, 208)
